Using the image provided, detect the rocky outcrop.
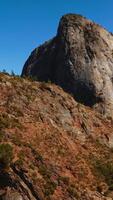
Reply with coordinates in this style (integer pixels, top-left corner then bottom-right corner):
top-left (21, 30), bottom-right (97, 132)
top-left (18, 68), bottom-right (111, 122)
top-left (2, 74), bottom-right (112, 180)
top-left (22, 14), bottom-right (113, 116)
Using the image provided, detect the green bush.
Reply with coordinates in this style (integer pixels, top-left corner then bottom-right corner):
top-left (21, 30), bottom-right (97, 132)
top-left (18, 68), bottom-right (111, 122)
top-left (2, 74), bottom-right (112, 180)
top-left (15, 150), bottom-right (25, 167)
top-left (38, 165), bottom-right (51, 178)
top-left (67, 185), bottom-right (78, 198)
top-left (0, 113), bottom-right (22, 130)
top-left (0, 113), bottom-right (10, 129)
top-left (58, 176), bottom-right (70, 185)
top-left (93, 158), bottom-right (113, 188)
top-left (0, 143), bottom-right (13, 170)
top-left (0, 130), bottom-right (5, 142)
top-left (44, 180), bottom-right (57, 197)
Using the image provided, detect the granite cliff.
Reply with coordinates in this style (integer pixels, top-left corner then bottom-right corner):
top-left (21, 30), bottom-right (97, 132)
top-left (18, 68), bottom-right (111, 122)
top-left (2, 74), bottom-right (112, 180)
top-left (22, 14), bottom-right (113, 117)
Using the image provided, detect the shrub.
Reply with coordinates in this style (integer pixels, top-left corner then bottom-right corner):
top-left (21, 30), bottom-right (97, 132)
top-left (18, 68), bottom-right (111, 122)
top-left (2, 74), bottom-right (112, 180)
top-left (38, 165), bottom-right (51, 178)
top-left (0, 130), bottom-right (5, 142)
top-left (0, 143), bottom-right (13, 170)
top-left (0, 113), bottom-right (10, 129)
top-left (11, 70), bottom-right (15, 76)
top-left (93, 158), bottom-right (113, 189)
top-left (67, 185), bottom-right (78, 198)
top-left (58, 176), bottom-right (70, 185)
top-left (35, 152), bottom-right (43, 162)
top-left (11, 134), bottom-right (22, 147)
top-left (44, 180), bottom-right (57, 197)
top-left (15, 150), bottom-right (25, 167)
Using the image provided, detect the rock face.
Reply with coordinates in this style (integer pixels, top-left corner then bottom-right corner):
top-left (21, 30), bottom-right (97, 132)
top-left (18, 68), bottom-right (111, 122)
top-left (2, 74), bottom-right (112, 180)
top-left (22, 14), bottom-right (113, 116)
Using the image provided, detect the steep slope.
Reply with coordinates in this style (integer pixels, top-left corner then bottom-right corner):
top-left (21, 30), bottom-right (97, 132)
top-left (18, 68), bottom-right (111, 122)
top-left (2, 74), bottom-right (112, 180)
top-left (22, 14), bottom-right (113, 117)
top-left (0, 73), bottom-right (113, 199)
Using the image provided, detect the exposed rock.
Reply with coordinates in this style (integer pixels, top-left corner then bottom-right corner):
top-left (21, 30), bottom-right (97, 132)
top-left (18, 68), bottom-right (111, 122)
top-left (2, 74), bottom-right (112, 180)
top-left (3, 192), bottom-right (23, 200)
top-left (22, 14), bottom-right (113, 117)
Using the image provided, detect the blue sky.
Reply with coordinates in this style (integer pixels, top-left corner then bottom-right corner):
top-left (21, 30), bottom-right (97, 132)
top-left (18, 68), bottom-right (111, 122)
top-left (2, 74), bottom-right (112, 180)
top-left (0, 0), bottom-right (113, 75)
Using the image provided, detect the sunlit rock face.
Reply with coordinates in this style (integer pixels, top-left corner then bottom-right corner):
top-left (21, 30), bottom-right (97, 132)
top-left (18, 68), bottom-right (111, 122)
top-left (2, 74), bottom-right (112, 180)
top-left (22, 14), bottom-right (113, 116)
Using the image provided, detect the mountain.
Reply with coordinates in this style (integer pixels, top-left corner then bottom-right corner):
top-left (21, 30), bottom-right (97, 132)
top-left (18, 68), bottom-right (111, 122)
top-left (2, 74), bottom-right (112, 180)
top-left (22, 14), bottom-right (113, 117)
top-left (1, 14), bottom-right (113, 200)
top-left (0, 72), bottom-right (113, 200)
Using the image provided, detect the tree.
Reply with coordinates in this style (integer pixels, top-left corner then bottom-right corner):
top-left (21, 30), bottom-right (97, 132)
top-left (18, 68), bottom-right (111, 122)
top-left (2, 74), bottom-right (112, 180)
top-left (0, 143), bottom-right (13, 171)
top-left (11, 70), bottom-right (15, 76)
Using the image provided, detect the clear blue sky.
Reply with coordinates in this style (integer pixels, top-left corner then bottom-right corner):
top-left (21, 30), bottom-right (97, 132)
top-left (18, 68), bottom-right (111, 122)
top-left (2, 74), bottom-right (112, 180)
top-left (0, 0), bottom-right (113, 75)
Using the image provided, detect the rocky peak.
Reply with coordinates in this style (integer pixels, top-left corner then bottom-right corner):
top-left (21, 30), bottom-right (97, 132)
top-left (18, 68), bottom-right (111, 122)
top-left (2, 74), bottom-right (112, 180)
top-left (22, 14), bottom-right (113, 117)
top-left (57, 14), bottom-right (91, 34)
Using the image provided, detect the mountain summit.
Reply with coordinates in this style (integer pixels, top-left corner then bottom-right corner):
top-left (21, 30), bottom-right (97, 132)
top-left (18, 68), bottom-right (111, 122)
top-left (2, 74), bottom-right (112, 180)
top-left (22, 14), bottom-right (113, 117)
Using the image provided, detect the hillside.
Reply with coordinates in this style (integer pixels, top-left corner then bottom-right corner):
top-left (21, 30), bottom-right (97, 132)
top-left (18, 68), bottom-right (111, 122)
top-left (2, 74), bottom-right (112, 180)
top-left (0, 72), bottom-right (113, 200)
